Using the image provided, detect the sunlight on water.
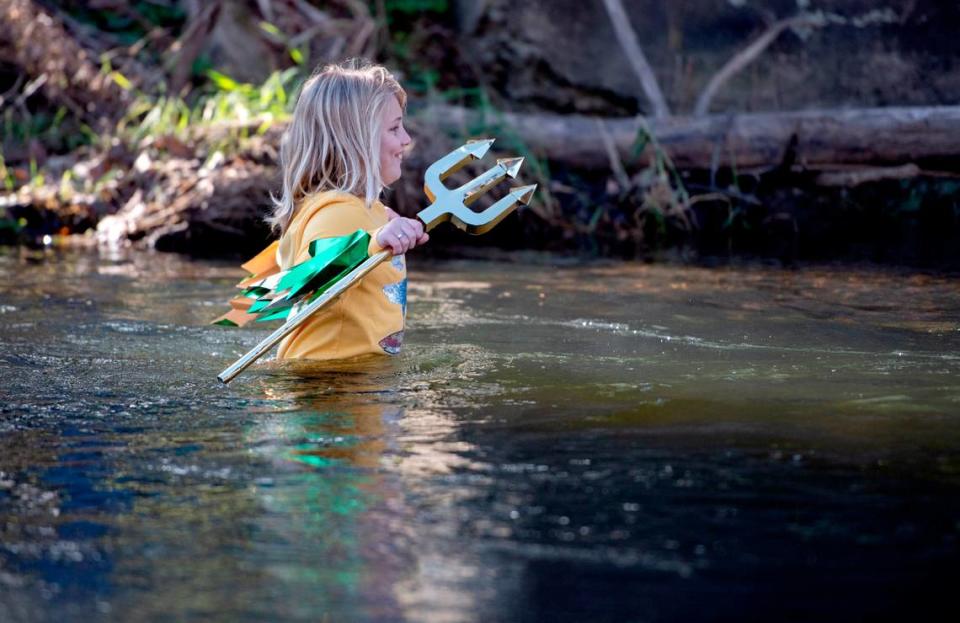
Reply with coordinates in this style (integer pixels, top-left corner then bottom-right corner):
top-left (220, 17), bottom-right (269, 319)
top-left (1, 248), bottom-right (959, 622)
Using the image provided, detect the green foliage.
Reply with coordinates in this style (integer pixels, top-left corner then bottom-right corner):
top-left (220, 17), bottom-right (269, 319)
top-left (1, 104), bottom-right (87, 154)
top-left (628, 124), bottom-right (694, 239)
top-left (0, 150), bottom-right (14, 192)
top-left (633, 125), bottom-right (690, 206)
top-left (0, 205), bottom-right (26, 235)
top-left (289, 47), bottom-right (306, 66)
top-left (385, 0), bottom-right (449, 15)
top-left (257, 21), bottom-right (310, 69)
top-left (387, 31), bottom-right (441, 97)
top-left (118, 67), bottom-right (305, 149)
top-left (897, 178), bottom-right (960, 216)
top-left (384, 0), bottom-right (459, 97)
top-left (99, 53), bottom-right (136, 97)
top-left (58, 1), bottom-right (186, 46)
top-left (722, 205), bottom-right (746, 231)
top-left (28, 158), bottom-right (43, 189)
top-left (404, 67), bottom-right (441, 95)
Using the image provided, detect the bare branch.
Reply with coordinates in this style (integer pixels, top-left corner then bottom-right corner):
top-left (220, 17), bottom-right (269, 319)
top-left (600, 0), bottom-right (671, 118)
top-left (166, 0), bottom-right (222, 94)
top-left (819, 164), bottom-right (960, 187)
top-left (693, 14), bottom-right (823, 117)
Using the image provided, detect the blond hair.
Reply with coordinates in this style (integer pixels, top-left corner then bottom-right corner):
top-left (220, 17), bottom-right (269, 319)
top-left (268, 60), bottom-right (406, 234)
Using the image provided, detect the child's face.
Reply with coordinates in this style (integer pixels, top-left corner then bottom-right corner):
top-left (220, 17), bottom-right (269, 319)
top-left (379, 95), bottom-right (410, 187)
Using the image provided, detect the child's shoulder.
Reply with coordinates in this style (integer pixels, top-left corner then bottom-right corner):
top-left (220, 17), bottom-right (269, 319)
top-left (302, 190), bottom-right (364, 213)
top-left (293, 190), bottom-right (364, 226)
top-left (280, 191), bottom-right (372, 262)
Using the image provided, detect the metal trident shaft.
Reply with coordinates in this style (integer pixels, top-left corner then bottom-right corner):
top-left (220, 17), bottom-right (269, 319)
top-left (217, 139), bottom-right (536, 384)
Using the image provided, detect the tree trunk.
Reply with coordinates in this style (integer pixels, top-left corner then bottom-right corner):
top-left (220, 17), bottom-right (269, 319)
top-left (419, 104), bottom-right (960, 171)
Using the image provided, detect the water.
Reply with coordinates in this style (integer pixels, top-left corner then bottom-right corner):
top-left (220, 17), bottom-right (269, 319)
top-left (1, 248), bottom-right (959, 622)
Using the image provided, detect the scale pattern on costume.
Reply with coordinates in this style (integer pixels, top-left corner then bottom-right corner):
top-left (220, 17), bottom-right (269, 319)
top-left (383, 279), bottom-right (407, 317)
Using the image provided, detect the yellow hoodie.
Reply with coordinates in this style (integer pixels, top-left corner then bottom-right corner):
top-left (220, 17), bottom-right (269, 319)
top-left (275, 191), bottom-right (407, 360)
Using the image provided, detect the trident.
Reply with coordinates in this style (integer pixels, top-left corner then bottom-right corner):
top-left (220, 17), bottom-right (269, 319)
top-left (217, 138), bottom-right (536, 383)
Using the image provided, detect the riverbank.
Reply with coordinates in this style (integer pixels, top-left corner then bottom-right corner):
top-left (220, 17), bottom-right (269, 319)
top-left (2, 118), bottom-right (958, 271)
top-left (2, 2), bottom-right (958, 267)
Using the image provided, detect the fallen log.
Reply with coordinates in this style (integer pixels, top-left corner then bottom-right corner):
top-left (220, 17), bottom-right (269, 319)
top-left (418, 104), bottom-right (960, 171)
top-left (6, 103), bottom-right (959, 255)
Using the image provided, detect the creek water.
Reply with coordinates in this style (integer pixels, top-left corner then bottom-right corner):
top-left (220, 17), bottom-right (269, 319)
top-left (1, 248), bottom-right (958, 622)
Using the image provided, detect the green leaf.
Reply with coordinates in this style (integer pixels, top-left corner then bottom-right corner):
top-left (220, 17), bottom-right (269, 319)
top-left (289, 47), bottom-right (304, 66)
top-left (259, 21), bottom-right (281, 37)
top-left (207, 70), bottom-right (240, 92)
top-left (387, 0), bottom-right (448, 13)
top-left (110, 71), bottom-right (133, 90)
top-left (632, 128), bottom-right (650, 158)
top-left (588, 206), bottom-right (605, 231)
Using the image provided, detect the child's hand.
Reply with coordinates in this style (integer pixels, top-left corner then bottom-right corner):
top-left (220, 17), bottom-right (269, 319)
top-left (376, 217), bottom-right (429, 255)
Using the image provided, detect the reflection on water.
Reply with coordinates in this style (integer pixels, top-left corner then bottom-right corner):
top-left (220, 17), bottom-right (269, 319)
top-left (1, 248), bottom-right (959, 622)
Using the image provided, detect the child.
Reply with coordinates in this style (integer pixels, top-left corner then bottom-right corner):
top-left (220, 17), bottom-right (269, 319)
top-left (229, 60), bottom-right (428, 360)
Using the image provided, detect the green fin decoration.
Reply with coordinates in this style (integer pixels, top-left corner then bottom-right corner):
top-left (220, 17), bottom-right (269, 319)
top-left (244, 229), bottom-right (371, 324)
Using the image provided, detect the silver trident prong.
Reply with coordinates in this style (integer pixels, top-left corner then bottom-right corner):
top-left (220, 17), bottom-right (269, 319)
top-left (424, 138), bottom-right (494, 198)
top-left (418, 139), bottom-right (536, 233)
top-left (461, 157), bottom-right (524, 205)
